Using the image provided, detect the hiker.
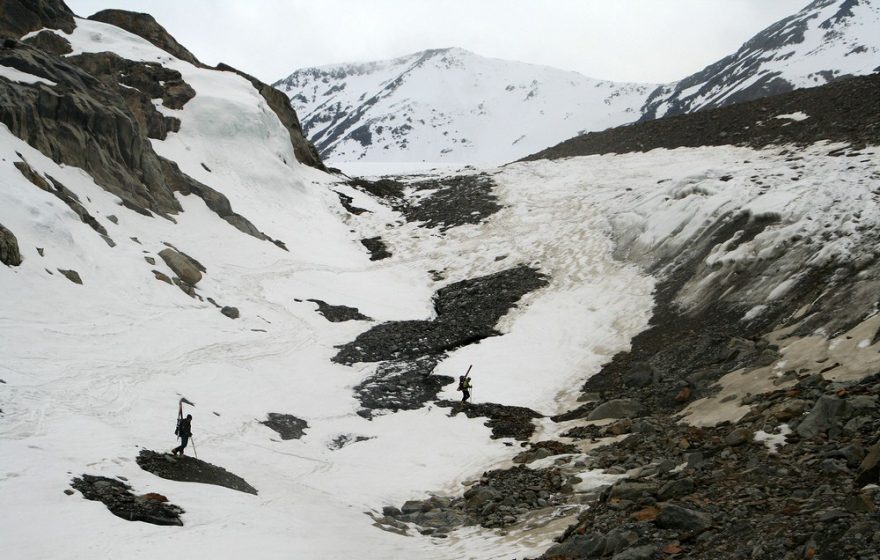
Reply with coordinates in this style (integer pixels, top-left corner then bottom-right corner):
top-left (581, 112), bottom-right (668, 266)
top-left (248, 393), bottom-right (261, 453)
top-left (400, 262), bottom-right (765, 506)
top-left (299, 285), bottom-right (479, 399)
top-left (457, 374), bottom-right (472, 403)
top-left (173, 414), bottom-right (192, 456)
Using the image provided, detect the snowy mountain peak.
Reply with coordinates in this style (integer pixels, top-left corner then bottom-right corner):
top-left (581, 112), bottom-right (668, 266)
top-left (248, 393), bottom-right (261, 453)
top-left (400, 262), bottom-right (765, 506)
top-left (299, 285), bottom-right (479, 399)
top-left (274, 48), bottom-right (656, 165)
top-left (641, 0), bottom-right (880, 119)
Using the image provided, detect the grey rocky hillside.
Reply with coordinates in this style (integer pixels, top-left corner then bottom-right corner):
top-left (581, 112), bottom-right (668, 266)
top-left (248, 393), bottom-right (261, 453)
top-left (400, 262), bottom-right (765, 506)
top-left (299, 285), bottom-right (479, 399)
top-left (368, 75), bottom-right (880, 558)
top-left (639, 0), bottom-right (879, 120)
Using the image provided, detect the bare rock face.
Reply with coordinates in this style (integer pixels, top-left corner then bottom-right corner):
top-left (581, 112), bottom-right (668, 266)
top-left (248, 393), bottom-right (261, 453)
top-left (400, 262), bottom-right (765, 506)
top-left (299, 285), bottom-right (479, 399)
top-left (87, 10), bottom-right (201, 66)
top-left (0, 223), bottom-right (22, 266)
top-left (21, 29), bottom-right (71, 55)
top-left (215, 63), bottom-right (325, 171)
top-left (0, 0), bottom-right (75, 38)
top-left (0, 40), bottom-right (181, 216)
top-left (158, 248), bottom-right (202, 286)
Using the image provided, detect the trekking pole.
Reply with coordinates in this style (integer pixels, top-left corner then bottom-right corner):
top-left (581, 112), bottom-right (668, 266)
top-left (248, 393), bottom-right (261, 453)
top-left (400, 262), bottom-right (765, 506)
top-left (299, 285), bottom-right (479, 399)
top-left (191, 436), bottom-right (198, 459)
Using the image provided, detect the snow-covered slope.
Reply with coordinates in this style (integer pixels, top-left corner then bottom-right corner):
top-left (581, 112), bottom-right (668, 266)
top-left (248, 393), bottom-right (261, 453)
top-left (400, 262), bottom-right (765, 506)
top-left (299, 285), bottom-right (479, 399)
top-left (274, 48), bottom-right (655, 165)
top-left (4, 4), bottom-right (880, 560)
top-left (641, 0), bottom-right (880, 119)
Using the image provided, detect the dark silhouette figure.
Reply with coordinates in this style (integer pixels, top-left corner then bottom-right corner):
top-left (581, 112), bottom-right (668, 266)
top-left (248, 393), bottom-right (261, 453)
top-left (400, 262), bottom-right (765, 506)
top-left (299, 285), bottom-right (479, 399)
top-left (457, 375), bottom-right (472, 403)
top-left (173, 414), bottom-right (192, 455)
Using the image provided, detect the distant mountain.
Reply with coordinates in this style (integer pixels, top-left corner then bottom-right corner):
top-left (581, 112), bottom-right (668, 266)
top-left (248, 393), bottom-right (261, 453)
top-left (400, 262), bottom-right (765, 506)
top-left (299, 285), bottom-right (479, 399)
top-left (273, 48), bottom-right (655, 164)
top-left (641, 0), bottom-right (880, 120)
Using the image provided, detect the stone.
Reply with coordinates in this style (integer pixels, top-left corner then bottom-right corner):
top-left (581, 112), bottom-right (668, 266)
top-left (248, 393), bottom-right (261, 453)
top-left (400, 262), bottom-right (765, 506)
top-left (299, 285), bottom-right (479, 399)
top-left (796, 396), bottom-right (852, 439)
top-left (587, 398), bottom-right (645, 421)
top-left (153, 270), bottom-right (172, 284)
top-left (401, 500), bottom-right (426, 515)
top-left (724, 427), bottom-right (752, 446)
top-left (611, 544), bottom-right (657, 560)
top-left (144, 256), bottom-right (156, 265)
top-left (159, 248), bottom-right (202, 285)
top-left (658, 478), bottom-right (695, 500)
top-left (260, 413), bottom-right (308, 440)
top-left (656, 504), bottom-right (713, 532)
top-left (544, 532), bottom-right (606, 558)
top-left (58, 269), bottom-right (82, 284)
top-left (136, 450), bottom-right (257, 494)
top-left (855, 442), bottom-right (880, 487)
top-left (623, 362), bottom-right (654, 387)
top-left (464, 486), bottom-right (500, 510)
top-left (70, 474), bottom-right (183, 526)
top-left (220, 306), bottom-right (240, 319)
top-left (0, 223), bottom-right (23, 266)
top-left (610, 481), bottom-right (659, 501)
top-left (771, 399), bottom-right (809, 421)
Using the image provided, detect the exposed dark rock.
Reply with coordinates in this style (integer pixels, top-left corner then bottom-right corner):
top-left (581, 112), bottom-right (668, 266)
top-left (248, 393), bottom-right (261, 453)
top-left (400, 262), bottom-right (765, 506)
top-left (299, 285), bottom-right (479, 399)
top-left (158, 158), bottom-right (275, 243)
top-left (855, 443), bottom-right (880, 487)
top-left (152, 270), bottom-right (171, 284)
top-left (70, 474), bottom-right (183, 526)
top-left (334, 190), bottom-right (368, 215)
top-left (437, 400), bottom-right (543, 440)
top-left (384, 464), bottom-right (574, 535)
top-left (14, 160), bottom-right (114, 244)
top-left (334, 265), bottom-right (548, 364)
top-left (137, 450), bottom-right (257, 495)
top-left (307, 299), bottom-right (371, 322)
top-left (350, 174), bottom-right (502, 231)
top-left (58, 268), bottom-right (82, 284)
top-left (0, 223), bottom-right (22, 266)
top-left (0, 0), bottom-right (74, 38)
top-left (400, 174), bottom-right (503, 231)
top-left (353, 356), bottom-right (451, 417)
top-left (261, 413), bottom-right (308, 440)
top-left (21, 29), bottom-right (71, 55)
top-left (215, 63), bottom-right (325, 171)
top-left (220, 306), bottom-right (239, 319)
top-left (656, 503), bottom-right (713, 533)
top-left (587, 399), bottom-right (645, 421)
top-left (87, 10), bottom-right (202, 66)
top-left (361, 236), bottom-right (391, 261)
top-left (525, 74), bottom-right (880, 162)
top-left (158, 248), bottom-right (201, 286)
top-left (328, 433), bottom-right (372, 450)
top-left (513, 441), bottom-right (578, 464)
top-left (797, 396), bottom-right (854, 439)
top-left (348, 177), bottom-right (405, 200)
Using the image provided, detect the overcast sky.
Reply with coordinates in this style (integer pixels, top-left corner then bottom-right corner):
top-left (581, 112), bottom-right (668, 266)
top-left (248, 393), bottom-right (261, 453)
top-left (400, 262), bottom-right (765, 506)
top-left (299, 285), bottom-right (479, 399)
top-left (65, 0), bottom-right (810, 85)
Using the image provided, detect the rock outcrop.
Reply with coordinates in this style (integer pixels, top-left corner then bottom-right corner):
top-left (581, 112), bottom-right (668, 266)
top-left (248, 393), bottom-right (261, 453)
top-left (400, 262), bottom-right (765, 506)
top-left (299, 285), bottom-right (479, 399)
top-left (216, 63), bottom-right (325, 171)
top-left (0, 223), bottom-right (22, 266)
top-left (158, 248), bottom-right (202, 286)
top-left (0, 0), bottom-right (74, 38)
top-left (137, 450), bottom-right (258, 495)
top-left (87, 9), bottom-right (202, 66)
top-left (70, 474), bottom-right (184, 526)
top-left (261, 413), bottom-right (308, 440)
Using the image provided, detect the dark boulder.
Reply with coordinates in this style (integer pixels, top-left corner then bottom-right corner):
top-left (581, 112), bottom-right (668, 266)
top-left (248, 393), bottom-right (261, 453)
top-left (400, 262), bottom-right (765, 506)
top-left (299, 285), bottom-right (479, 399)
top-left (0, 223), bottom-right (22, 266)
top-left (587, 398), bottom-right (645, 421)
top-left (70, 474), bottom-right (183, 526)
top-left (0, 0), bottom-right (74, 38)
top-left (88, 10), bottom-right (201, 66)
top-left (261, 413), bottom-right (308, 440)
top-left (137, 450), bottom-right (257, 495)
top-left (158, 248), bottom-right (202, 286)
top-left (656, 503), bottom-right (713, 533)
top-left (220, 306), bottom-right (239, 319)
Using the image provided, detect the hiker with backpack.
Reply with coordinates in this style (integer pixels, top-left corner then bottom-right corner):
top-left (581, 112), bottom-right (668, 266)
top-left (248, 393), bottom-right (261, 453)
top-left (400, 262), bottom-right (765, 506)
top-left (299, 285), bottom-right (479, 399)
top-left (457, 365), bottom-right (473, 403)
top-left (173, 413), bottom-right (193, 456)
